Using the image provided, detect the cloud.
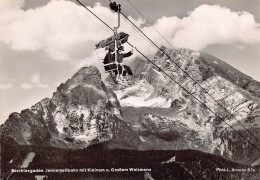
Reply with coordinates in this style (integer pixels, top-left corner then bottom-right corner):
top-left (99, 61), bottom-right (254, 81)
top-left (0, 1), bottom-right (259, 66)
top-left (20, 82), bottom-right (49, 89)
top-left (21, 83), bottom-right (33, 89)
top-left (72, 51), bottom-right (108, 79)
top-left (0, 83), bottom-right (13, 90)
top-left (10, 78), bottom-right (16, 82)
top-left (172, 4), bottom-right (260, 50)
top-left (28, 73), bottom-right (49, 88)
top-left (37, 83), bottom-right (49, 88)
top-left (0, 0), bottom-right (24, 12)
top-left (0, 0), bottom-right (169, 63)
top-left (31, 73), bottom-right (40, 84)
top-left (0, 0), bottom-right (113, 61)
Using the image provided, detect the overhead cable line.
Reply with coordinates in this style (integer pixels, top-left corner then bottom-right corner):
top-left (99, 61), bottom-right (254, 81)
top-left (124, 0), bottom-right (239, 115)
top-left (74, 0), bottom-right (260, 152)
top-left (124, 0), bottom-right (257, 146)
top-left (102, 0), bottom-right (158, 50)
top-left (76, 0), bottom-right (113, 31)
top-left (119, 11), bottom-right (260, 145)
top-left (122, 1), bottom-right (260, 151)
top-left (125, 0), bottom-right (177, 51)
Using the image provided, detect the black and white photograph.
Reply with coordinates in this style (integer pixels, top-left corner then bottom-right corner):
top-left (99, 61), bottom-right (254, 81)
top-left (1, 0), bottom-right (260, 179)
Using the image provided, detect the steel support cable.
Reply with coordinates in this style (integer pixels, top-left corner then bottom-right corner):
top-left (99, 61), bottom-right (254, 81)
top-left (76, 0), bottom-right (113, 31)
top-left (75, 0), bottom-right (260, 151)
top-left (120, 14), bottom-right (158, 51)
top-left (120, 11), bottom-right (260, 145)
top-left (102, 0), bottom-right (158, 50)
top-left (124, 0), bottom-right (238, 121)
top-left (125, 0), bottom-right (177, 51)
top-left (119, 3), bottom-right (240, 110)
top-left (127, 41), bottom-right (260, 152)
top-left (105, 1), bottom-right (247, 126)
top-left (122, 0), bottom-right (235, 107)
top-left (122, 0), bottom-right (229, 108)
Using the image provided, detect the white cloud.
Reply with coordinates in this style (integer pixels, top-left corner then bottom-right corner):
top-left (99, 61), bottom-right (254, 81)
top-left (28, 73), bottom-right (49, 88)
top-left (10, 78), bottom-right (16, 82)
top-left (37, 83), bottom-right (49, 88)
top-left (0, 83), bottom-right (13, 90)
top-left (72, 51), bottom-right (108, 79)
top-left (0, 0), bottom-right (112, 61)
top-left (0, 0), bottom-right (24, 12)
top-left (0, 1), bottom-right (259, 67)
top-left (172, 5), bottom-right (260, 50)
top-left (31, 73), bottom-right (40, 84)
top-left (0, 0), bottom-right (162, 63)
top-left (21, 83), bottom-right (33, 89)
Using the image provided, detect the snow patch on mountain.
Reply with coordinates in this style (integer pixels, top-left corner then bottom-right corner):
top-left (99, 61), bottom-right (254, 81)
top-left (20, 152), bottom-right (35, 168)
top-left (53, 111), bottom-right (67, 133)
top-left (162, 156), bottom-right (176, 164)
top-left (114, 80), bottom-right (172, 108)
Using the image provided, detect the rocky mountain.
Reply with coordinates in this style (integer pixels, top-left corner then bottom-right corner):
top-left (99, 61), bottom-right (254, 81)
top-left (111, 46), bottom-right (260, 164)
top-left (0, 66), bottom-right (141, 149)
top-left (1, 46), bottom-right (260, 179)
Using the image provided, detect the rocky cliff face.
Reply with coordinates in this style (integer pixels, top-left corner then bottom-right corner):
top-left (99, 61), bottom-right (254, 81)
top-left (113, 46), bottom-right (260, 164)
top-left (0, 66), bottom-right (141, 149)
top-left (1, 47), bottom-right (260, 165)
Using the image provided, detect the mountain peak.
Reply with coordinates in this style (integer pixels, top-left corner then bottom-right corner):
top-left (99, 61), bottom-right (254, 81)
top-left (1, 65), bottom-right (141, 149)
top-left (113, 46), bottom-right (260, 163)
top-left (72, 66), bottom-right (101, 81)
top-left (65, 66), bottom-right (102, 89)
top-left (1, 48), bottom-right (260, 164)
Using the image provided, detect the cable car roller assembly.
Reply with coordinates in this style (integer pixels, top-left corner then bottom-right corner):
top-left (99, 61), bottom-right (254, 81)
top-left (94, 1), bottom-right (131, 83)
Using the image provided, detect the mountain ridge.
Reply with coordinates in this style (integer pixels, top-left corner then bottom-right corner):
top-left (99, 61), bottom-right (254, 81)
top-left (0, 66), bottom-right (141, 149)
top-left (109, 46), bottom-right (260, 164)
top-left (1, 47), bottom-right (260, 166)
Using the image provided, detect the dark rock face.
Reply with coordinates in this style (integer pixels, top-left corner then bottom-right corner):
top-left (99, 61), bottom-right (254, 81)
top-left (0, 66), bottom-right (141, 149)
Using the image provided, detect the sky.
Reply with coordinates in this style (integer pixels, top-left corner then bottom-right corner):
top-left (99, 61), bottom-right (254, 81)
top-left (0, 0), bottom-right (260, 124)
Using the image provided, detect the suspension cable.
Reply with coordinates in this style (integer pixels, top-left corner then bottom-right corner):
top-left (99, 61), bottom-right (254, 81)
top-left (123, 1), bottom-right (260, 148)
top-left (102, 0), bottom-right (158, 50)
top-left (120, 11), bottom-right (260, 145)
top-left (124, 0), bottom-right (237, 113)
top-left (76, 0), bottom-right (113, 31)
top-left (74, 0), bottom-right (260, 151)
top-left (125, 0), bottom-right (177, 51)
top-left (105, 0), bottom-right (241, 121)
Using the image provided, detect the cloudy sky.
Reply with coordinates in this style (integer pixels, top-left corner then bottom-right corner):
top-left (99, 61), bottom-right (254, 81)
top-left (0, 0), bottom-right (260, 124)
